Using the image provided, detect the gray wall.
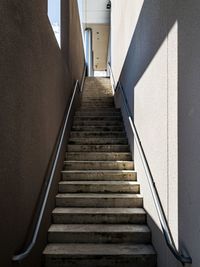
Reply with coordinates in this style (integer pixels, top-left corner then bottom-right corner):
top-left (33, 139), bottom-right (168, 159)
top-left (0, 1), bottom-right (84, 267)
top-left (111, 0), bottom-right (200, 266)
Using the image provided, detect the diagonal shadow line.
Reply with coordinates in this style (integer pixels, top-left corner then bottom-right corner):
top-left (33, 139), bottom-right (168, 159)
top-left (117, 0), bottom-right (178, 98)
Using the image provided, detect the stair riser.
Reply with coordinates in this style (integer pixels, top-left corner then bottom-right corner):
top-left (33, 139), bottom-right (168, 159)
top-left (72, 126), bottom-right (124, 131)
top-left (53, 213), bottom-right (146, 224)
top-left (77, 108), bottom-right (119, 112)
top-left (69, 139), bottom-right (128, 145)
top-left (56, 197), bottom-right (142, 208)
top-left (62, 171), bottom-right (137, 181)
top-left (64, 162), bottom-right (134, 170)
top-left (81, 104), bottom-right (115, 108)
top-left (73, 121), bottom-right (123, 126)
top-left (67, 145), bottom-right (130, 152)
top-left (82, 96), bottom-right (113, 99)
top-left (70, 132), bottom-right (126, 138)
top-left (48, 232), bottom-right (151, 244)
top-left (74, 117), bottom-right (121, 121)
top-left (58, 184), bottom-right (140, 194)
top-left (66, 153), bottom-right (132, 161)
top-left (45, 256), bottom-right (156, 267)
top-left (81, 100), bottom-right (114, 104)
top-left (81, 100), bottom-right (114, 103)
top-left (82, 95), bottom-right (113, 98)
top-left (76, 112), bottom-right (121, 116)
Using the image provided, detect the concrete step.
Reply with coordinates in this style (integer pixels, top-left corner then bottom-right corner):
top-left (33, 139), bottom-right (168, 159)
top-left (61, 170), bottom-right (137, 181)
top-left (70, 132), bottom-right (126, 138)
top-left (76, 111), bottom-right (121, 116)
top-left (67, 144), bottom-right (130, 152)
top-left (80, 106), bottom-right (115, 109)
top-left (66, 152), bottom-right (132, 161)
top-left (74, 116), bottom-right (122, 121)
top-left (58, 181), bottom-right (140, 194)
top-left (68, 138), bottom-right (128, 145)
top-left (43, 243), bottom-right (156, 267)
top-left (81, 98), bottom-right (114, 102)
top-left (72, 125), bottom-right (124, 131)
top-left (63, 161), bottom-right (134, 170)
top-left (75, 112), bottom-right (121, 117)
top-left (48, 224), bottom-right (151, 244)
top-left (77, 107), bottom-right (120, 112)
top-left (52, 207), bottom-right (146, 224)
top-left (73, 120), bottom-right (124, 126)
top-left (81, 99), bottom-right (114, 103)
top-left (56, 193), bottom-right (143, 208)
top-left (82, 93), bottom-right (113, 96)
top-left (81, 104), bottom-right (115, 108)
top-left (78, 105), bottom-right (116, 111)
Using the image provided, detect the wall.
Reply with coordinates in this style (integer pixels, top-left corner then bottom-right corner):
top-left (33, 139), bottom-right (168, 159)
top-left (78, 0), bottom-right (110, 71)
top-left (111, 0), bottom-right (200, 266)
top-left (0, 1), bottom-right (84, 267)
top-left (61, 0), bottom-right (85, 80)
top-left (86, 24), bottom-right (110, 71)
top-left (178, 1), bottom-right (200, 266)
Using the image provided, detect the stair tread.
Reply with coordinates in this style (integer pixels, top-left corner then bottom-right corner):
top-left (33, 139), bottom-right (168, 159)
top-left (67, 144), bottom-right (129, 147)
top-left (66, 152), bottom-right (131, 154)
top-left (48, 224), bottom-right (150, 233)
top-left (68, 138), bottom-right (128, 144)
top-left (43, 243), bottom-right (155, 256)
top-left (59, 181), bottom-right (139, 185)
top-left (69, 138), bottom-right (127, 139)
top-left (56, 193), bottom-right (142, 198)
top-left (64, 160), bottom-right (133, 163)
top-left (62, 170), bottom-right (135, 173)
top-left (70, 131), bottom-right (125, 133)
top-left (66, 152), bottom-right (131, 158)
top-left (53, 207), bottom-right (146, 214)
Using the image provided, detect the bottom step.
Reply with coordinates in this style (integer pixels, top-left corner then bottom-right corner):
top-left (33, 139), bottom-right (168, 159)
top-left (44, 243), bottom-right (156, 267)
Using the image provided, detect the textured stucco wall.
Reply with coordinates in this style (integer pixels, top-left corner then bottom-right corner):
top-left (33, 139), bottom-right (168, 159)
top-left (178, 1), bottom-right (200, 266)
top-left (0, 1), bottom-right (84, 267)
top-left (61, 0), bottom-right (85, 80)
top-left (111, 0), bottom-right (200, 266)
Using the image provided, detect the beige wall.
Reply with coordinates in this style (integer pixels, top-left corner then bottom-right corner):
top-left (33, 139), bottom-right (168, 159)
top-left (111, 0), bottom-right (200, 266)
top-left (84, 24), bottom-right (110, 71)
top-left (0, 1), bottom-right (84, 267)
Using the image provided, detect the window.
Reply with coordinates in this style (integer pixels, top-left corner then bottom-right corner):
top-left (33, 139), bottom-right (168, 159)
top-left (48, 0), bottom-right (61, 47)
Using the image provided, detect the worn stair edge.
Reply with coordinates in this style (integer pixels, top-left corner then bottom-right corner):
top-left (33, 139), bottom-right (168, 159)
top-left (67, 144), bottom-right (130, 152)
top-left (44, 245), bottom-right (156, 267)
top-left (55, 193), bottom-right (143, 208)
top-left (63, 160), bottom-right (134, 170)
top-left (52, 207), bottom-right (146, 224)
top-left (70, 132), bottom-right (126, 138)
top-left (61, 170), bottom-right (137, 181)
top-left (58, 181), bottom-right (140, 194)
top-left (65, 152), bottom-right (132, 161)
top-left (48, 224), bottom-right (151, 244)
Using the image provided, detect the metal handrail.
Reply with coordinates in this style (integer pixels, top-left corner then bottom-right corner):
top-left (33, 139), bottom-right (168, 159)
top-left (107, 63), bottom-right (115, 95)
top-left (12, 71), bottom-right (85, 261)
top-left (80, 64), bottom-right (87, 93)
top-left (108, 63), bottom-right (192, 265)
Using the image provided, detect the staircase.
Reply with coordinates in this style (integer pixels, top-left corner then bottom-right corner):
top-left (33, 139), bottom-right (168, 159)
top-left (43, 77), bottom-right (156, 267)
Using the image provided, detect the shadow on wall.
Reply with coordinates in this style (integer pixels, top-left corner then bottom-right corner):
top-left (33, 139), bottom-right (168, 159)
top-left (118, 0), bottom-right (178, 113)
top-left (115, 0), bottom-right (200, 266)
top-left (115, 0), bottom-right (198, 266)
top-left (0, 1), bottom-right (84, 267)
